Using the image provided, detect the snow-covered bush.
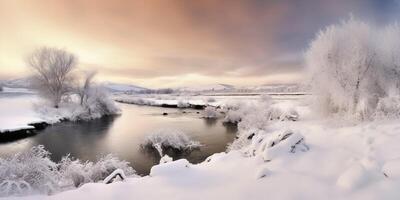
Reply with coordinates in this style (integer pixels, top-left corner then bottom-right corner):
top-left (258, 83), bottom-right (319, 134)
top-left (78, 86), bottom-right (120, 120)
top-left (306, 18), bottom-right (400, 120)
top-left (141, 129), bottom-right (201, 156)
top-left (202, 106), bottom-right (219, 118)
top-left (0, 146), bottom-right (135, 197)
top-left (59, 154), bottom-right (135, 188)
top-left (0, 145), bottom-right (59, 196)
top-left (177, 100), bottom-right (190, 108)
top-left (223, 96), bottom-right (289, 131)
top-left (223, 109), bottom-right (242, 124)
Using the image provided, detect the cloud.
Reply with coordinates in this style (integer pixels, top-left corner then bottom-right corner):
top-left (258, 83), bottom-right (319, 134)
top-left (1, 0), bottom-right (399, 86)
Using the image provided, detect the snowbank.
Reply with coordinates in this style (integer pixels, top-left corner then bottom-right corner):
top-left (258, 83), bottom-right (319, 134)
top-left (0, 94), bottom-right (45, 133)
top-left (0, 89), bottom-right (120, 134)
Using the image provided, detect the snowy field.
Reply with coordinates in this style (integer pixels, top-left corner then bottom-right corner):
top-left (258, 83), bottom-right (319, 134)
top-left (2, 90), bottom-right (400, 199)
top-left (2, 88), bottom-right (400, 199)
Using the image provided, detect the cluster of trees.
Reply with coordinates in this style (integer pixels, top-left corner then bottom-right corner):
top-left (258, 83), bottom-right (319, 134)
top-left (306, 18), bottom-right (400, 119)
top-left (27, 47), bottom-right (118, 117)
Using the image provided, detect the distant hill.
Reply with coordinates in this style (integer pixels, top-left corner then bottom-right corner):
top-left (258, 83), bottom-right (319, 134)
top-left (238, 84), bottom-right (306, 93)
top-left (101, 82), bottom-right (148, 93)
top-left (0, 77), bottom-right (33, 88)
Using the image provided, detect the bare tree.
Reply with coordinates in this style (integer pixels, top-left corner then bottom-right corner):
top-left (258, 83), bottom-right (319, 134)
top-left (27, 47), bottom-right (77, 108)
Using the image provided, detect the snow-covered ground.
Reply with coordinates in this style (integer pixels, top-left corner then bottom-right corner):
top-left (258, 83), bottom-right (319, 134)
top-left (3, 90), bottom-right (400, 199)
top-left (10, 118), bottom-right (400, 200)
top-left (0, 88), bottom-right (44, 132)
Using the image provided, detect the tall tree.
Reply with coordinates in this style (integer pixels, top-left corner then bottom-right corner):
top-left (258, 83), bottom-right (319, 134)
top-left (27, 47), bottom-right (77, 108)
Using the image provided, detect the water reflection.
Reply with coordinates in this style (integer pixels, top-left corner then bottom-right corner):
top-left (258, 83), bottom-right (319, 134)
top-left (204, 118), bottom-right (218, 126)
top-left (0, 104), bottom-right (238, 175)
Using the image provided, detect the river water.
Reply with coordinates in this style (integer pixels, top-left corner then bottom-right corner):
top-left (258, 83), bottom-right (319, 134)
top-left (0, 103), bottom-right (237, 175)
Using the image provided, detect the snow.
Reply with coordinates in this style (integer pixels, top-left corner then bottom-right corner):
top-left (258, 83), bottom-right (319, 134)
top-left (336, 163), bottom-right (369, 190)
top-left (0, 94), bottom-right (44, 133)
top-left (149, 159), bottom-right (190, 177)
top-left (4, 91), bottom-right (400, 199)
top-left (159, 155), bottom-right (173, 164)
top-left (382, 159), bottom-right (400, 179)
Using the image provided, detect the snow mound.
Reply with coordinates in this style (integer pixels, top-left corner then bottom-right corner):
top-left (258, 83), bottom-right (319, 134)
top-left (141, 129), bottom-right (202, 156)
top-left (255, 166), bottom-right (270, 179)
top-left (150, 159), bottom-right (190, 177)
top-left (336, 163), bottom-right (369, 190)
top-left (159, 155), bottom-right (173, 164)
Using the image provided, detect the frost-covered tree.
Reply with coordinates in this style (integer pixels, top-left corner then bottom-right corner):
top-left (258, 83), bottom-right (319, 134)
top-left (305, 18), bottom-right (400, 119)
top-left (27, 47), bottom-right (77, 108)
top-left (380, 23), bottom-right (400, 93)
top-left (76, 71), bottom-right (96, 106)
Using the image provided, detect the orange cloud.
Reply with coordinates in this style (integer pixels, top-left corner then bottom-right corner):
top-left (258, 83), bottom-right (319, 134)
top-left (0, 0), bottom-right (393, 87)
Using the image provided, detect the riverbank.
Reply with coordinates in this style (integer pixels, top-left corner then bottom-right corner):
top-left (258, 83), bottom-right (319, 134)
top-left (0, 88), bottom-right (119, 141)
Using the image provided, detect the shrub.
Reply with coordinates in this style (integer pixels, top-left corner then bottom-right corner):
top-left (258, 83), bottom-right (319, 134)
top-left (0, 146), bottom-right (135, 197)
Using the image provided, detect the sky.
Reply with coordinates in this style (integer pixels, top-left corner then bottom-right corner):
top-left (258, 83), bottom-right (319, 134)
top-left (1, 0), bottom-right (400, 88)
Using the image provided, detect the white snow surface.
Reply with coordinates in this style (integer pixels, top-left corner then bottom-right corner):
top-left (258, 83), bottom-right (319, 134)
top-left (4, 92), bottom-right (400, 199)
top-left (0, 94), bottom-right (44, 132)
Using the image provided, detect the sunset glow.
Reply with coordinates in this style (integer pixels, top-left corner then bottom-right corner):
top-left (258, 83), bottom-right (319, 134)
top-left (1, 0), bottom-right (399, 87)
